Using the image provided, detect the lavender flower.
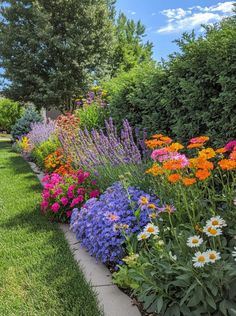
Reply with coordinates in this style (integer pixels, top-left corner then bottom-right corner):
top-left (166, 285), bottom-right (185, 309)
top-left (27, 120), bottom-right (57, 146)
top-left (59, 118), bottom-right (143, 169)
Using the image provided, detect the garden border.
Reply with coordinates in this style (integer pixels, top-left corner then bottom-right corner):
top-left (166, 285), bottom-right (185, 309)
top-left (27, 160), bottom-right (141, 316)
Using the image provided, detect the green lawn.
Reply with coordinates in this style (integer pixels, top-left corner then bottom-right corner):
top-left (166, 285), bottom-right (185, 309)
top-left (0, 141), bottom-right (103, 316)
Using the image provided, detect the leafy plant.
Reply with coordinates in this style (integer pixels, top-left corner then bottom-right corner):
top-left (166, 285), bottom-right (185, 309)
top-left (0, 98), bottom-right (22, 132)
top-left (11, 106), bottom-right (42, 140)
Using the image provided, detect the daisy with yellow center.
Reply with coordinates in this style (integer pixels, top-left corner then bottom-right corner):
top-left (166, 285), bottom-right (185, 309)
top-left (137, 231), bottom-right (150, 241)
top-left (203, 225), bottom-right (222, 237)
top-left (139, 196), bottom-right (149, 205)
top-left (144, 223), bottom-right (159, 235)
top-left (206, 216), bottom-right (227, 228)
top-left (187, 235), bottom-right (203, 248)
top-left (206, 249), bottom-right (221, 263)
top-left (192, 251), bottom-right (209, 267)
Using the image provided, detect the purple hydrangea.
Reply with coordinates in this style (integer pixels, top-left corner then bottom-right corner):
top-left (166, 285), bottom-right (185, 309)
top-left (70, 182), bottom-right (161, 264)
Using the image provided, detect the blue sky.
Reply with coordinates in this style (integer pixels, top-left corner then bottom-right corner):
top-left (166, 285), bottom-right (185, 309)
top-left (116, 0), bottom-right (235, 60)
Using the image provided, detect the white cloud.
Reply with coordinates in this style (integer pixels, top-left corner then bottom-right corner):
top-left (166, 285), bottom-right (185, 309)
top-left (151, 12), bottom-right (156, 16)
top-left (157, 1), bottom-right (234, 34)
top-left (131, 11), bottom-right (136, 15)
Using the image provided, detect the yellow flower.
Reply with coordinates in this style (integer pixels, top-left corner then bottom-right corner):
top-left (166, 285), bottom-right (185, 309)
top-left (199, 148), bottom-right (216, 159)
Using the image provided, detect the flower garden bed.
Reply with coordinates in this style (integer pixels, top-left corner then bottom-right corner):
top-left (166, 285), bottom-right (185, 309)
top-left (12, 101), bottom-right (236, 315)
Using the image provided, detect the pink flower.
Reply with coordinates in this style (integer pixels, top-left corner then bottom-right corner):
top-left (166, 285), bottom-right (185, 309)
top-left (42, 175), bottom-right (50, 183)
top-left (70, 195), bottom-right (84, 208)
top-left (44, 183), bottom-right (54, 190)
top-left (89, 190), bottom-right (100, 198)
top-left (66, 211), bottom-right (72, 218)
top-left (42, 190), bottom-right (50, 200)
top-left (61, 197), bottom-right (69, 206)
top-left (52, 188), bottom-right (63, 198)
top-left (225, 140), bottom-right (236, 152)
top-left (77, 188), bottom-right (85, 195)
top-left (51, 202), bottom-right (60, 213)
top-left (151, 148), bottom-right (168, 161)
top-left (68, 185), bottom-right (76, 192)
top-left (91, 180), bottom-right (97, 185)
top-left (41, 200), bottom-right (49, 210)
top-left (67, 191), bottom-right (74, 199)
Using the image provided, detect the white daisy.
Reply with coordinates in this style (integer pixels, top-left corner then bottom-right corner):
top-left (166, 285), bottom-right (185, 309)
top-left (137, 231), bottom-right (150, 241)
top-left (187, 235), bottom-right (203, 248)
top-left (206, 249), bottom-right (221, 263)
top-left (192, 251), bottom-right (209, 268)
top-left (206, 216), bottom-right (227, 228)
top-left (232, 247), bottom-right (236, 261)
top-left (203, 225), bottom-right (222, 237)
top-left (144, 223), bottom-right (159, 235)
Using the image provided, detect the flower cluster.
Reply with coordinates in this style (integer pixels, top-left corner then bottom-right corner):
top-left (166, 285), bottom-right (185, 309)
top-left (44, 148), bottom-right (74, 175)
top-left (59, 118), bottom-right (143, 169)
top-left (187, 216), bottom-right (228, 268)
top-left (75, 86), bottom-right (108, 108)
top-left (146, 134), bottom-right (236, 185)
top-left (27, 120), bottom-right (57, 147)
top-left (41, 170), bottom-right (100, 222)
top-left (70, 182), bottom-right (161, 264)
top-left (56, 113), bottom-right (80, 134)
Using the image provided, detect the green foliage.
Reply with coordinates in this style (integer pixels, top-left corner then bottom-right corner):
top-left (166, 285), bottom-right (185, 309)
top-left (76, 103), bottom-right (108, 131)
top-left (104, 16), bottom-right (236, 145)
top-left (107, 13), bottom-right (153, 77)
top-left (0, 98), bottom-right (22, 133)
top-left (0, 0), bottom-right (113, 111)
top-left (31, 137), bottom-right (60, 169)
top-left (11, 106), bottom-right (42, 140)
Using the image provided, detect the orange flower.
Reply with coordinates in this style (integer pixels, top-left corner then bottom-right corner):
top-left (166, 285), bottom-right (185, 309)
top-left (189, 157), bottom-right (214, 170)
top-left (163, 159), bottom-right (184, 170)
top-left (151, 134), bottom-right (164, 139)
top-left (187, 143), bottom-right (204, 149)
top-left (215, 147), bottom-right (227, 154)
top-left (146, 164), bottom-right (164, 176)
top-left (199, 148), bottom-right (216, 159)
top-left (190, 136), bottom-right (209, 144)
top-left (166, 142), bottom-right (184, 152)
top-left (230, 151), bottom-right (236, 161)
top-left (182, 177), bottom-right (197, 186)
top-left (195, 169), bottom-right (211, 180)
top-left (160, 136), bottom-right (172, 145)
top-left (168, 173), bottom-right (182, 183)
top-left (218, 159), bottom-right (236, 170)
top-left (145, 139), bottom-right (165, 149)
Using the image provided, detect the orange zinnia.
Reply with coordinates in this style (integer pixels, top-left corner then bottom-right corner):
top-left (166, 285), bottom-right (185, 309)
top-left (218, 159), bottom-right (236, 170)
top-left (230, 151), bottom-right (236, 161)
top-left (151, 134), bottom-right (164, 139)
top-left (182, 177), bottom-right (197, 186)
top-left (160, 136), bottom-right (172, 145)
top-left (146, 164), bottom-right (164, 176)
top-left (189, 157), bottom-right (214, 170)
top-left (195, 169), bottom-right (211, 180)
top-left (168, 173), bottom-right (181, 183)
top-left (199, 148), bottom-right (216, 159)
top-left (145, 139), bottom-right (165, 149)
top-left (187, 143), bottom-right (204, 149)
top-left (215, 147), bottom-right (227, 154)
top-left (190, 136), bottom-right (209, 144)
top-left (166, 142), bottom-right (184, 152)
top-left (163, 159), bottom-right (184, 170)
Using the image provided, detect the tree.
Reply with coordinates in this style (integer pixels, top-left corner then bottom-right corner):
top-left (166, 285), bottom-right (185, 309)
top-left (108, 12), bottom-right (153, 77)
top-left (0, 0), bottom-right (113, 111)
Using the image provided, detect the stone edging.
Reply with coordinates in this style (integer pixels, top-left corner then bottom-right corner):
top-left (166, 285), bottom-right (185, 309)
top-left (27, 160), bottom-right (141, 316)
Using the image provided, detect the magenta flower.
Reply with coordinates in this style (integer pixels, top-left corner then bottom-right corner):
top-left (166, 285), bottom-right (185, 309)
top-left (70, 195), bottom-right (84, 208)
top-left (66, 211), bottom-right (72, 218)
top-left (61, 197), bottom-right (69, 206)
top-left (77, 188), bottom-right (85, 195)
top-left (67, 191), bottom-right (74, 199)
top-left (41, 200), bottom-right (49, 210)
top-left (68, 185), bottom-right (76, 192)
top-left (51, 202), bottom-right (60, 213)
top-left (89, 190), bottom-right (100, 198)
top-left (225, 140), bottom-right (236, 152)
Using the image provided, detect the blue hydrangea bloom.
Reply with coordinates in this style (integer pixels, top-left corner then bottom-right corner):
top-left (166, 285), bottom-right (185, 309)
top-left (70, 182), bottom-right (161, 264)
